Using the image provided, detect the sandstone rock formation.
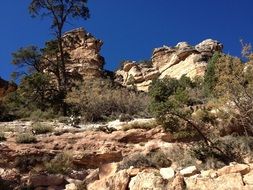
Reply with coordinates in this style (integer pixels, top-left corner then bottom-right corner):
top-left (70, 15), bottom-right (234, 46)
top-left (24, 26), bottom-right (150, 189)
top-left (0, 77), bottom-right (17, 98)
top-left (63, 28), bottom-right (105, 79)
top-left (44, 28), bottom-right (105, 81)
top-left (115, 39), bottom-right (223, 91)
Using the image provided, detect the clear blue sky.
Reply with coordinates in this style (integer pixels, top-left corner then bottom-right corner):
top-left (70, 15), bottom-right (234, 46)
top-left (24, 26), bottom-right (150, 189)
top-left (0, 0), bottom-right (253, 80)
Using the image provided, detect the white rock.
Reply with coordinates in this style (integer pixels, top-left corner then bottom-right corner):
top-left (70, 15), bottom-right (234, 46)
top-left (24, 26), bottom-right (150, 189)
top-left (180, 166), bottom-right (199, 177)
top-left (65, 183), bottom-right (78, 190)
top-left (160, 167), bottom-right (175, 179)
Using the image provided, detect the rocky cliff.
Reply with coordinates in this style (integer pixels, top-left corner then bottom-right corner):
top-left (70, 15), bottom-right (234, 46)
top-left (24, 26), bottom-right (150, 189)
top-left (46, 28), bottom-right (105, 80)
top-left (115, 39), bottom-right (223, 91)
top-left (0, 77), bottom-right (17, 98)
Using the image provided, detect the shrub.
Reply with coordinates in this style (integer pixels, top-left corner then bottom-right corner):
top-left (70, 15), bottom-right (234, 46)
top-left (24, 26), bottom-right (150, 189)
top-left (45, 152), bottom-right (73, 174)
top-left (121, 119), bottom-right (157, 131)
top-left (31, 122), bottom-right (53, 134)
top-left (66, 79), bottom-right (150, 122)
top-left (0, 132), bottom-right (6, 141)
top-left (118, 150), bottom-right (171, 171)
top-left (16, 133), bottom-right (37, 144)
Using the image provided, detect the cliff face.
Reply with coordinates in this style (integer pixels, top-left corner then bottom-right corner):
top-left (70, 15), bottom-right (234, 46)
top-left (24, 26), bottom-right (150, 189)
top-left (115, 39), bottom-right (223, 91)
top-left (0, 77), bottom-right (17, 98)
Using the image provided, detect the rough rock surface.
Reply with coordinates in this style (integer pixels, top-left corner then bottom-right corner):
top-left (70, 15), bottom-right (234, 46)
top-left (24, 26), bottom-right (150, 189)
top-left (0, 77), bottom-right (17, 98)
top-left (44, 28), bottom-right (105, 81)
top-left (115, 39), bottom-right (223, 91)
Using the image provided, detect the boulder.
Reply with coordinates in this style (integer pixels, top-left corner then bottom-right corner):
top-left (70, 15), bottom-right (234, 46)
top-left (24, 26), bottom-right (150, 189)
top-left (87, 170), bottom-right (130, 190)
top-left (185, 173), bottom-right (244, 190)
top-left (171, 175), bottom-right (186, 190)
top-left (243, 170), bottom-right (253, 185)
top-left (73, 151), bottom-right (123, 169)
top-left (180, 166), bottom-right (199, 177)
top-left (129, 171), bottom-right (168, 190)
top-left (217, 163), bottom-right (250, 176)
top-left (160, 167), bottom-right (175, 180)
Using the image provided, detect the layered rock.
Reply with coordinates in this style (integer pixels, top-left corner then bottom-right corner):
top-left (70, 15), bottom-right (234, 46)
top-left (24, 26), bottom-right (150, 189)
top-left (44, 28), bottom-right (105, 82)
top-left (115, 39), bottom-right (223, 91)
top-left (62, 28), bottom-right (105, 79)
top-left (0, 77), bottom-right (17, 98)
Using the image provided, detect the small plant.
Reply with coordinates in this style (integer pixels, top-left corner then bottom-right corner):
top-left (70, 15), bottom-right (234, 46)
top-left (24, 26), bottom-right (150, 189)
top-left (31, 122), bottom-right (53, 134)
top-left (0, 132), bottom-right (6, 141)
top-left (16, 133), bottom-right (37, 144)
top-left (45, 152), bottom-right (73, 174)
top-left (122, 119), bottom-right (157, 131)
top-left (118, 150), bottom-right (171, 171)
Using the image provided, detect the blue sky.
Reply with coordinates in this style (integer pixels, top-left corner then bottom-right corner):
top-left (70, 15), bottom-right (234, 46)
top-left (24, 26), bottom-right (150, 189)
top-left (0, 0), bottom-right (253, 80)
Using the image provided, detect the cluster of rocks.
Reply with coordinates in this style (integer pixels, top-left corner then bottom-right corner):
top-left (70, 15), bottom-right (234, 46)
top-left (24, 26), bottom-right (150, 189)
top-left (0, 120), bottom-right (253, 189)
top-left (115, 39), bottom-right (223, 91)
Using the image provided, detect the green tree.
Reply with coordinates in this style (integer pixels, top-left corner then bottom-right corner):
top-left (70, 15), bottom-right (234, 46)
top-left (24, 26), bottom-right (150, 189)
top-left (203, 52), bottom-right (220, 96)
top-left (29, 0), bottom-right (90, 114)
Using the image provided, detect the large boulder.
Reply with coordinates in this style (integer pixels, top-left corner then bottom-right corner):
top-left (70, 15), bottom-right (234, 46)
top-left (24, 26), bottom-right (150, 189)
top-left (129, 170), bottom-right (168, 190)
top-left (87, 170), bottom-right (130, 190)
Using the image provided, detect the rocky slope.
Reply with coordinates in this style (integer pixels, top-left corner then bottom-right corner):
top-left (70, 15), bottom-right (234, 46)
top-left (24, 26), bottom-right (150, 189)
top-left (0, 77), bottom-right (17, 98)
top-left (0, 120), bottom-right (253, 189)
top-left (115, 39), bottom-right (223, 91)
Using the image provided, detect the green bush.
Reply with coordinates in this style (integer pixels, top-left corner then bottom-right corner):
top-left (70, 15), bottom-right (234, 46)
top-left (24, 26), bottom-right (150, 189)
top-left (0, 132), bottom-right (6, 141)
top-left (16, 133), bottom-right (37, 144)
top-left (45, 152), bottom-right (73, 174)
top-left (31, 122), bottom-right (53, 134)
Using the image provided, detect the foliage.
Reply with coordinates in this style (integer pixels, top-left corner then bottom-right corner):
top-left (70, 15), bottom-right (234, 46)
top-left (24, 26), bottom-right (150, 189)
top-left (148, 75), bottom-right (196, 132)
top-left (66, 79), bottom-right (150, 122)
top-left (3, 73), bottom-right (60, 119)
top-left (118, 150), bottom-right (171, 171)
top-left (213, 51), bottom-right (253, 136)
top-left (191, 135), bottom-right (253, 165)
top-left (16, 133), bottom-right (37, 144)
top-left (203, 52), bottom-right (220, 96)
top-left (0, 132), bottom-right (6, 142)
top-left (121, 119), bottom-right (157, 131)
top-left (31, 122), bottom-right (53, 134)
top-left (45, 152), bottom-right (73, 174)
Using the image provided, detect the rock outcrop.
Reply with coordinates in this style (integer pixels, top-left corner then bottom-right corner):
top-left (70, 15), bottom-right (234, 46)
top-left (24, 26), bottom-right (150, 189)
top-left (63, 28), bottom-right (105, 79)
top-left (0, 77), bottom-right (17, 98)
top-left (44, 28), bottom-right (105, 81)
top-left (115, 39), bottom-right (223, 91)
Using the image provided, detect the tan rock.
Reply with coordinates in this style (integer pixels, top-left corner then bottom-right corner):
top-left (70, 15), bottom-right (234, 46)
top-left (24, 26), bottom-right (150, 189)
top-left (185, 173), bottom-right (244, 190)
top-left (160, 167), bottom-right (175, 179)
top-left (65, 183), bottom-right (78, 190)
top-left (129, 171), bottom-right (168, 190)
top-left (123, 61), bottom-right (135, 72)
top-left (73, 151), bottom-right (123, 169)
top-left (115, 39), bottom-right (223, 92)
top-left (243, 170), bottom-right (253, 185)
top-left (99, 162), bottom-right (118, 179)
top-left (87, 170), bottom-right (130, 190)
top-left (180, 166), bottom-right (199, 177)
top-left (217, 163), bottom-right (250, 176)
top-left (171, 175), bottom-right (186, 190)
